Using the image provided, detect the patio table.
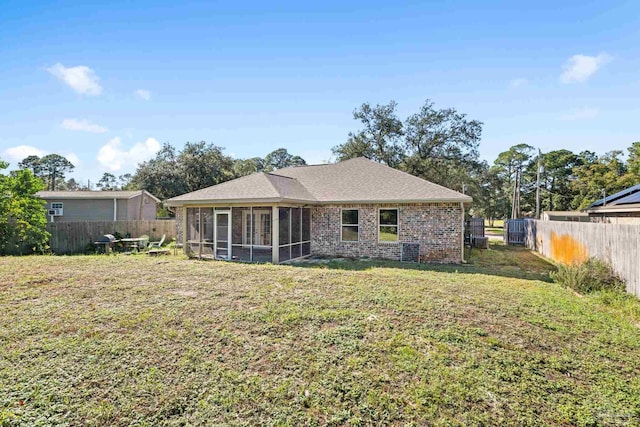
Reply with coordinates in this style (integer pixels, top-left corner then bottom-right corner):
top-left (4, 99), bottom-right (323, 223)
top-left (120, 237), bottom-right (147, 252)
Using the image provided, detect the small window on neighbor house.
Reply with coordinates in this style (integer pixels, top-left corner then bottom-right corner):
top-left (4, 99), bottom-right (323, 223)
top-left (379, 209), bottom-right (398, 242)
top-left (341, 209), bottom-right (359, 241)
top-left (51, 202), bottom-right (63, 210)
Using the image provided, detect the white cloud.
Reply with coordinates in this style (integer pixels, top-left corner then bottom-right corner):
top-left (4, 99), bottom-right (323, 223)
top-left (560, 107), bottom-right (599, 121)
top-left (509, 78), bottom-right (528, 89)
top-left (2, 145), bottom-right (83, 168)
top-left (135, 89), bottom-right (151, 100)
top-left (97, 137), bottom-right (161, 171)
top-left (46, 63), bottom-right (103, 95)
top-left (2, 145), bottom-right (47, 162)
top-left (65, 153), bottom-right (81, 167)
top-left (560, 53), bottom-right (611, 84)
top-left (61, 118), bottom-right (107, 133)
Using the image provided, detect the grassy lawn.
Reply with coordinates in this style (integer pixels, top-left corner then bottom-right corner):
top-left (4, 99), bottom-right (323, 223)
top-left (485, 226), bottom-right (503, 235)
top-left (1, 245), bottom-right (640, 426)
top-left (485, 219), bottom-right (505, 228)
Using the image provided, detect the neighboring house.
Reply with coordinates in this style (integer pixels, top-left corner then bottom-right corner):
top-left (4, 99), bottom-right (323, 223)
top-left (36, 190), bottom-right (160, 222)
top-left (541, 211), bottom-right (590, 222)
top-left (165, 157), bottom-right (471, 264)
top-left (585, 184), bottom-right (640, 224)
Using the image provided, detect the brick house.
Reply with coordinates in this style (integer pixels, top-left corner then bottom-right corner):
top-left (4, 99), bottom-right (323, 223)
top-left (165, 157), bottom-right (471, 263)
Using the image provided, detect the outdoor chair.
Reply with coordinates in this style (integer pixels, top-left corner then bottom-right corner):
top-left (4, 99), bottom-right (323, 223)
top-left (148, 234), bottom-right (166, 250)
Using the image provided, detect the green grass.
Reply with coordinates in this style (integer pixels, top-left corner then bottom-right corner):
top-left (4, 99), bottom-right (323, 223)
top-left (485, 226), bottom-right (503, 234)
top-left (485, 219), bottom-right (505, 228)
top-left (1, 246), bottom-right (640, 426)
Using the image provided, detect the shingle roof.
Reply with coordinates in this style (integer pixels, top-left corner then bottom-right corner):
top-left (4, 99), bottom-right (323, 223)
top-left (36, 190), bottom-right (160, 202)
top-left (166, 173), bottom-right (316, 204)
top-left (166, 157), bottom-right (471, 205)
top-left (275, 157), bottom-right (471, 203)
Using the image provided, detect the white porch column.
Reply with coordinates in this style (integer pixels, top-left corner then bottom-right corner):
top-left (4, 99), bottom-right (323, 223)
top-left (272, 205), bottom-right (279, 264)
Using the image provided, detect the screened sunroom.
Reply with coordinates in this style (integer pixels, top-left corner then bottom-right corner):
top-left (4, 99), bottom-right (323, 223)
top-left (185, 206), bottom-right (311, 263)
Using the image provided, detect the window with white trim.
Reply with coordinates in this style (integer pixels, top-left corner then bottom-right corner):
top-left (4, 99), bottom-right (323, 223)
top-left (341, 209), bottom-right (359, 241)
top-left (379, 208), bottom-right (398, 242)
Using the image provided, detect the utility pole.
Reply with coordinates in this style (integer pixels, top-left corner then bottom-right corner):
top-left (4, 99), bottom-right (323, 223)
top-left (511, 170), bottom-right (520, 219)
top-left (535, 148), bottom-right (541, 219)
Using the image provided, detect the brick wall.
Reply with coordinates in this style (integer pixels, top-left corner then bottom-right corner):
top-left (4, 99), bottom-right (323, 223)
top-left (175, 207), bottom-right (184, 244)
top-left (311, 203), bottom-right (463, 263)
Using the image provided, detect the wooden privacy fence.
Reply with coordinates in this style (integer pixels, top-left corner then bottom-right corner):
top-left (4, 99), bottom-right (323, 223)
top-left (524, 219), bottom-right (640, 298)
top-left (504, 219), bottom-right (525, 245)
top-left (47, 220), bottom-right (176, 254)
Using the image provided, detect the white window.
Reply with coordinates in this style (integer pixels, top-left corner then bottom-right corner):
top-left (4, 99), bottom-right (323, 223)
top-left (341, 209), bottom-right (359, 241)
top-left (379, 208), bottom-right (398, 242)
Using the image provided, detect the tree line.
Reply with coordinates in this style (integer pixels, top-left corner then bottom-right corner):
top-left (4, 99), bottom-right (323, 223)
top-left (5, 97), bottom-right (639, 253)
top-left (331, 99), bottom-right (640, 222)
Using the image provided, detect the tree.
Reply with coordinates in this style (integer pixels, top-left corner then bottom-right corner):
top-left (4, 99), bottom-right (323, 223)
top-left (118, 173), bottom-right (133, 189)
top-left (18, 155), bottom-right (44, 178)
top-left (65, 178), bottom-right (81, 191)
top-left (333, 99), bottom-right (489, 214)
top-left (333, 101), bottom-right (404, 167)
top-left (529, 149), bottom-right (580, 212)
top-left (38, 154), bottom-right (75, 190)
top-left (233, 157), bottom-right (265, 177)
top-left (401, 99), bottom-right (483, 194)
top-left (0, 158), bottom-right (49, 254)
top-left (626, 142), bottom-right (640, 177)
top-left (470, 164), bottom-right (509, 223)
top-left (570, 150), bottom-right (636, 209)
top-left (177, 141), bottom-right (235, 192)
top-left (129, 143), bottom-right (184, 200)
top-left (494, 144), bottom-right (535, 218)
top-left (96, 173), bottom-right (118, 191)
top-left (263, 148), bottom-right (306, 172)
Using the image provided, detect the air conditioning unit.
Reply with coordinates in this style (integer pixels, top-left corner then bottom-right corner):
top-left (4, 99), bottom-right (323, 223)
top-left (48, 208), bottom-right (63, 216)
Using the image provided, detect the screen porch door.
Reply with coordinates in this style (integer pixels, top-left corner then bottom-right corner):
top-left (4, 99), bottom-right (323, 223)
top-left (214, 211), bottom-right (231, 260)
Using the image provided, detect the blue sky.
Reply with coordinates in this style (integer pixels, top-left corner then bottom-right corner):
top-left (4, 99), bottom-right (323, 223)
top-left (1, 0), bottom-right (639, 185)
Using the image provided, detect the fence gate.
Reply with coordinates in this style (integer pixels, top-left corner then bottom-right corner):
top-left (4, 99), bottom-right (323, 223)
top-left (504, 219), bottom-right (525, 245)
top-left (467, 218), bottom-right (485, 238)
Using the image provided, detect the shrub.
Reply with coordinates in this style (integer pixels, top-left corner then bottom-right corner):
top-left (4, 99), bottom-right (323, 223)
top-left (0, 165), bottom-right (50, 255)
top-left (551, 258), bottom-right (625, 294)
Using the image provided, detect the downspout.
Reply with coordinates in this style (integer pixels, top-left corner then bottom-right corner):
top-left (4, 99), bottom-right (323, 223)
top-left (460, 202), bottom-right (465, 263)
top-left (113, 198), bottom-right (117, 221)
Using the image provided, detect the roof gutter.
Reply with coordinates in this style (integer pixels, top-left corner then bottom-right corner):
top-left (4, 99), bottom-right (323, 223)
top-left (163, 197), bottom-right (317, 207)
